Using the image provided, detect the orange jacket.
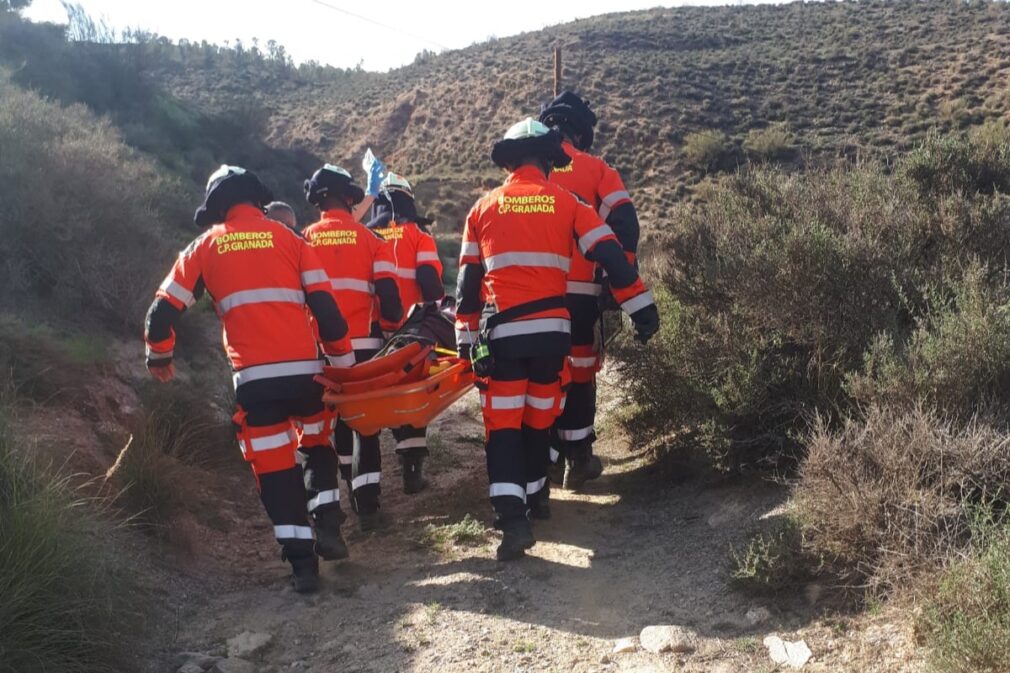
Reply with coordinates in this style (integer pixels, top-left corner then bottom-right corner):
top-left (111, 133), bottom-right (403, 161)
top-left (303, 209), bottom-right (402, 350)
top-left (145, 204), bottom-right (349, 388)
top-left (456, 165), bottom-right (652, 358)
top-left (549, 140), bottom-right (635, 294)
top-left (371, 220), bottom-right (444, 311)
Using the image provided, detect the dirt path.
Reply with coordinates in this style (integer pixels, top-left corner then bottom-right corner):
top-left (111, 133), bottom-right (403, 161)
top-left (152, 371), bottom-right (924, 673)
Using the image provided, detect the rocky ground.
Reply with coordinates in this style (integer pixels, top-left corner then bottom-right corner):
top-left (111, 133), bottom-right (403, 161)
top-left (143, 368), bottom-right (926, 673)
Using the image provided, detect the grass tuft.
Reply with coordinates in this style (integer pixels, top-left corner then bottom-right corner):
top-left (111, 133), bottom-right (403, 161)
top-left (0, 403), bottom-right (143, 673)
top-left (422, 514), bottom-right (490, 553)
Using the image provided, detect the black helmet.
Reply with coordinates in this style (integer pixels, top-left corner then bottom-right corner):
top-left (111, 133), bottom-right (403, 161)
top-left (490, 118), bottom-right (572, 170)
top-left (539, 90), bottom-right (598, 151)
top-left (194, 165), bottom-right (273, 228)
top-left (304, 164), bottom-right (365, 208)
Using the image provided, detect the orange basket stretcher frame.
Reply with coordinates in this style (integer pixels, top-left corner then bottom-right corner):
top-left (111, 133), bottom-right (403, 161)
top-left (316, 349), bottom-right (475, 436)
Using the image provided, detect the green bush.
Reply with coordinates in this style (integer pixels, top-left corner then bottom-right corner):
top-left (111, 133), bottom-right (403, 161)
top-left (902, 128), bottom-right (1010, 198)
top-left (621, 132), bottom-right (1010, 471)
top-left (848, 263), bottom-right (1010, 419)
top-left (681, 129), bottom-right (732, 172)
top-left (730, 517), bottom-right (823, 594)
top-left (742, 123), bottom-right (796, 162)
top-left (0, 406), bottom-right (142, 672)
top-left (920, 513), bottom-right (1010, 673)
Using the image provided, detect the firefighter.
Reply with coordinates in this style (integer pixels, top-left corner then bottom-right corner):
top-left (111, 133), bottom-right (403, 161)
top-left (538, 91), bottom-right (642, 491)
top-left (366, 172), bottom-right (445, 495)
top-left (456, 119), bottom-right (659, 560)
top-left (303, 164), bottom-right (404, 530)
top-left (144, 166), bottom-right (352, 593)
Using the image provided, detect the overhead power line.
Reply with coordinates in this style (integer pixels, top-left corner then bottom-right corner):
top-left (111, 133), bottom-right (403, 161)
top-left (305, 0), bottom-right (449, 51)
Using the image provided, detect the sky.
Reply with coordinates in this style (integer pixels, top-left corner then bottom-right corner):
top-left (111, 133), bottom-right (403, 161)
top-left (22, 0), bottom-right (786, 72)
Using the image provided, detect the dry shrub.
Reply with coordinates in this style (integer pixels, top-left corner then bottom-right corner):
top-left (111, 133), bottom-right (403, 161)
top-left (112, 383), bottom-right (234, 528)
top-left (681, 130), bottom-right (733, 172)
top-left (619, 132), bottom-right (1010, 471)
top-left (0, 80), bottom-right (191, 330)
top-left (794, 406), bottom-right (1010, 593)
top-left (743, 123), bottom-right (797, 162)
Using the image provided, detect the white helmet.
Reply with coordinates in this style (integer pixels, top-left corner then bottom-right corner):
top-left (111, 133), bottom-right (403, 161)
top-left (380, 172), bottom-right (413, 199)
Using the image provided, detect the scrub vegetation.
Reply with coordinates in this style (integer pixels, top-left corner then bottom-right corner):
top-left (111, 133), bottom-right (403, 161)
top-left (6, 0), bottom-right (1010, 668)
top-left (0, 398), bottom-right (142, 673)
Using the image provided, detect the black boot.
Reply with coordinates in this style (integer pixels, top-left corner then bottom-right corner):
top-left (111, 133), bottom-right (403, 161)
top-left (547, 458), bottom-right (566, 488)
top-left (563, 446), bottom-right (603, 491)
top-left (528, 483), bottom-right (551, 520)
top-left (357, 505), bottom-right (387, 532)
top-left (313, 506), bottom-right (349, 561)
top-left (288, 554), bottom-right (319, 594)
top-left (496, 517), bottom-right (535, 561)
top-left (400, 452), bottom-right (429, 495)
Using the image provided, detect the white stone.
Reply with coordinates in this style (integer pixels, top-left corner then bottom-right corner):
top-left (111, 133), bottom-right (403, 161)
top-left (764, 635), bottom-right (812, 669)
top-left (177, 664), bottom-right (205, 673)
top-left (639, 625), bottom-right (698, 654)
top-left (612, 637), bottom-right (638, 654)
top-left (226, 632), bottom-right (273, 659)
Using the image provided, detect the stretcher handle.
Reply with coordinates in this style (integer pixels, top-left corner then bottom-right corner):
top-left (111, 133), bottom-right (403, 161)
top-left (323, 360), bottom-right (472, 404)
top-left (323, 342), bottom-right (429, 383)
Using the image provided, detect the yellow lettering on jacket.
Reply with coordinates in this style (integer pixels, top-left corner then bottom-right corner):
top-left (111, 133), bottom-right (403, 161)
top-left (552, 163), bottom-right (574, 173)
top-left (374, 226), bottom-right (404, 241)
top-left (216, 231), bottom-right (274, 254)
top-left (310, 229), bottom-right (358, 246)
top-left (497, 194), bottom-right (556, 215)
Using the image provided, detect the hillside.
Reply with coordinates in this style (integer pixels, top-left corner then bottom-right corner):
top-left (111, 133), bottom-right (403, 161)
top-left (6, 3), bottom-right (1010, 672)
top-left (151, 0), bottom-right (1010, 228)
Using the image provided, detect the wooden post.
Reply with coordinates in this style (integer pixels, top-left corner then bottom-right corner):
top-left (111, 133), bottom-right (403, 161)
top-left (553, 46), bottom-right (562, 97)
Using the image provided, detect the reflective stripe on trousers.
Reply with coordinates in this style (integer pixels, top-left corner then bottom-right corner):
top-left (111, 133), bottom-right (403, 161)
top-left (274, 524), bottom-right (314, 540)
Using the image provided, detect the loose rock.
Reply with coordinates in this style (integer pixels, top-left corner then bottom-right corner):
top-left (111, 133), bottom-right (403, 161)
top-left (226, 632), bottom-right (273, 659)
top-left (639, 625), bottom-right (698, 654)
top-left (612, 637), bottom-right (638, 654)
top-left (210, 659), bottom-right (257, 673)
top-left (763, 635), bottom-right (812, 669)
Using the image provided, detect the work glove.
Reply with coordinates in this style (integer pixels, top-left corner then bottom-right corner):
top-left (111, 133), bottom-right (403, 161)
top-left (630, 304), bottom-right (660, 345)
top-left (148, 362), bottom-right (176, 383)
top-left (362, 148), bottom-right (388, 198)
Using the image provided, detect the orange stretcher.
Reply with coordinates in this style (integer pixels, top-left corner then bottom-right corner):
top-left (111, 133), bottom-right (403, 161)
top-left (315, 342), bottom-right (475, 436)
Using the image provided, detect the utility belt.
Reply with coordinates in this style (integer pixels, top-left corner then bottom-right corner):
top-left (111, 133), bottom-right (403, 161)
top-left (470, 295), bottom-right (566, 377)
